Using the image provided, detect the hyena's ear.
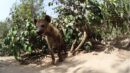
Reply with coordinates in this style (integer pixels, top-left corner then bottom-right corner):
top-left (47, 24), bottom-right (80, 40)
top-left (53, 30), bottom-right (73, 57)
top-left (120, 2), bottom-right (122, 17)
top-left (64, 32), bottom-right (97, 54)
top-left (44, 15), bottom-right (51, 23)
top-left (34, 19), bottom-right (37, 25)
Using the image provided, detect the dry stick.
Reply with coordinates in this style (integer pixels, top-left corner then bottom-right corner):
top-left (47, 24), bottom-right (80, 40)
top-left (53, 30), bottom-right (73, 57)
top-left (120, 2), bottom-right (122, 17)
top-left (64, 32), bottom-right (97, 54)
top-left (70, 39), bottom-right (77, 53)
top-left (72, 31), bottom-right (87, 55)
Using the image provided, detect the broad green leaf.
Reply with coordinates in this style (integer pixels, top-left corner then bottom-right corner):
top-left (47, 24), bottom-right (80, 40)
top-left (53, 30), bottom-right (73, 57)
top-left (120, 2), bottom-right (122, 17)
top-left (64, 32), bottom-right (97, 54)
top-left (12, 31), bottom-right (17, 35)
top-left (28, 46), bottom-right (32, 53)
top-left (24, 44), bottom-right (27, 50)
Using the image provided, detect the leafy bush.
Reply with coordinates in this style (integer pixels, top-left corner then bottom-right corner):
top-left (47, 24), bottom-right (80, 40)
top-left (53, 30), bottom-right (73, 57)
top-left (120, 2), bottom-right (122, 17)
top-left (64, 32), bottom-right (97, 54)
top-left (0, 0), bottom-right (130, 62)
top-left (2, 20), bottom-right (47, 60)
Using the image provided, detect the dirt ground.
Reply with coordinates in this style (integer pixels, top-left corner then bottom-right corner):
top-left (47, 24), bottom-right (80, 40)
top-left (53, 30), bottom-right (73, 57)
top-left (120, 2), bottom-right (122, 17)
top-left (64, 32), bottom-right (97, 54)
top-left (0, 49), bottom-right (130, 73)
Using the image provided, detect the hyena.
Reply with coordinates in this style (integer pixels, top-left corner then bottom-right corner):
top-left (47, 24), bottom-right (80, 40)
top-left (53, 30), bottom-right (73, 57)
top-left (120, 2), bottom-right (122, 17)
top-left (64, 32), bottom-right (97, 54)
top-left (34, 15), bottom-right (67, 64)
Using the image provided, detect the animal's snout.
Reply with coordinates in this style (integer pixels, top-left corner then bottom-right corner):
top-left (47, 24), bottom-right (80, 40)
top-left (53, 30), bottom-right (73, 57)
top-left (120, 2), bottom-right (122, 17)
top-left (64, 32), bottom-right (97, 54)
top-left (36, 30), bottom-right (43, 35)
top-left (36, 30), bottom-right (44, 35)
top-left (36, 27), bottom-right (44, 35)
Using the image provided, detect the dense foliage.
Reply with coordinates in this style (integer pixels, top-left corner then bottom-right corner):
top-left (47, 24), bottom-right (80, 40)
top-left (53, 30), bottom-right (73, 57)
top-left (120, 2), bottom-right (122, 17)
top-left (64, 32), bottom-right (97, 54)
top-left (0, 0), bottom-right (130, 62)
top-left (0, 0), bottom-right (47, 60)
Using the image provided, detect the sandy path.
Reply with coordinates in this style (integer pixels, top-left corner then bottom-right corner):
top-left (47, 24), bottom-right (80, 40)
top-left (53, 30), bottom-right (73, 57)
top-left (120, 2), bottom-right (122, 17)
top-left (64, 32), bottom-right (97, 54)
top-left (0, 50), bottom-right (130, 73)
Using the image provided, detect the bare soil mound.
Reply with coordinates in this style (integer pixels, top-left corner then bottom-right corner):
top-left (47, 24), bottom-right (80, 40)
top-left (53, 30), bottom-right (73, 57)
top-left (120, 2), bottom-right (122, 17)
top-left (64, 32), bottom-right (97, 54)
top-left (0, 49), bottom-right (130, 73)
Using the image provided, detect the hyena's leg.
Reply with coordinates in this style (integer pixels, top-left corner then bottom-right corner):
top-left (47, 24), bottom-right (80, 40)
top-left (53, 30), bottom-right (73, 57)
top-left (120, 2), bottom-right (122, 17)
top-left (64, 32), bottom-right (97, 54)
top-left (49, 50), bottom-right (55, 64)
top-left (61, 44), bottom-right (68, 56)
top-left (63, 47), bottom-right (68, 58)
top-left (57, 49), bottom-right (64, 62)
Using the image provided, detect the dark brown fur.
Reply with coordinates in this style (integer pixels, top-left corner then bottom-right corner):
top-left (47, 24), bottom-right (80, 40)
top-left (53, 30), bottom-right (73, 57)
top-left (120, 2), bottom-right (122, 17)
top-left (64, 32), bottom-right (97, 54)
top-left (34, 15), bottom-right (66, 64)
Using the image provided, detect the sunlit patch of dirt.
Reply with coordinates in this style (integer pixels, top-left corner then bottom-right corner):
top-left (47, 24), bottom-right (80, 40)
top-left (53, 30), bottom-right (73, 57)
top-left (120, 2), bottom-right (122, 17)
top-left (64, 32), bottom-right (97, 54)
top-left (0, 49), bottom-right (130, 73)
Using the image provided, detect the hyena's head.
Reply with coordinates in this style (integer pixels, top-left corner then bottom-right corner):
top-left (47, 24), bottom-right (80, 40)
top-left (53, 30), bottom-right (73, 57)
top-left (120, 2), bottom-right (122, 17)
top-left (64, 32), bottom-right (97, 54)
top-left (34, 15), bottom-right (51, 35)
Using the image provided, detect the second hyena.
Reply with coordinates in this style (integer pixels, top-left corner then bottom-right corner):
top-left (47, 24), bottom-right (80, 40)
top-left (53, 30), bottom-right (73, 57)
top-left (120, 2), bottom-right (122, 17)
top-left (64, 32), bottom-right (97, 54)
top-left (34, 15), bottom-right (67, 64)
